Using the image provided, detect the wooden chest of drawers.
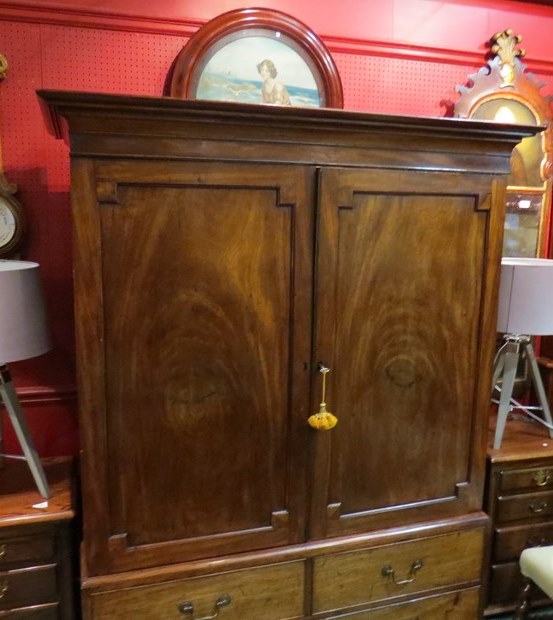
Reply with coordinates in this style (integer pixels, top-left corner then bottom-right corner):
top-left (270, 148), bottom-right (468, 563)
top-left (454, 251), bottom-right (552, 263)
top-left (0, 458), bottom-right (76, 619)
top-left (484, 416), bottom-right (553, 616)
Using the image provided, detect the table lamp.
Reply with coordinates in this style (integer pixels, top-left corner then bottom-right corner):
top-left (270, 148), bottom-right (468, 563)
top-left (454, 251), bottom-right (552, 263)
top-left (492, 257), bottom-right (553, 449)
top-left (0, 260), bottom-right (51, 497)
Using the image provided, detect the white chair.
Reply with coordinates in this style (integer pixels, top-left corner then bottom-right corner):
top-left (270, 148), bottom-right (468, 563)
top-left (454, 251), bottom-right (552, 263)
top-left (515, 546), bottom-right (553, 618)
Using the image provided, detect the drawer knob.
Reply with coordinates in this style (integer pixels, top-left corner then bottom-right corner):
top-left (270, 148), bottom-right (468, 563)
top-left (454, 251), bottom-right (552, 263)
top-left (178, 594), bottom-right (231, 619)
top-left (0, 580), bottom-right (8, 599)
top-left (529, 501), bottom-right (548, 513)
top-left (381, 559), bottom-right (423, 586)
top-left (533, 470), bottom-right (551, 487)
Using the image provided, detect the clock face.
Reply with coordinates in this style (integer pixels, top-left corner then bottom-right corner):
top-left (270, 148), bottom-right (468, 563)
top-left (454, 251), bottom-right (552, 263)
top-left (0, 194), bottom-right (23, 256)
top-left (0, 198), bottom-right (16, 247)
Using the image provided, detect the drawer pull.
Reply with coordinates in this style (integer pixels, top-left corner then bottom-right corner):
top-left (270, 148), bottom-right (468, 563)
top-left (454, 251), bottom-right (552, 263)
top-left (178, 594), bottom-right (231, 619)
top-left (532, 470), bottom-right (551, 487)
top-left (0, 544), bottom-right (5, 559)
top-left (526, 536), bottom-right (548, 548)
top-left (0, 580), bottom-right (8, 599)
top-left (529, 501), bottom-right (548, 513)
top-left (381, 559), bottom-right (423, 586)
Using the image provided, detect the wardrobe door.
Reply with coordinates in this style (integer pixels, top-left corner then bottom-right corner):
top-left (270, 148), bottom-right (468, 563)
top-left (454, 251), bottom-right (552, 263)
top-left (74, 160), bottom-right (314, 575)
top-left (309, 167), bottom-right (504, 539)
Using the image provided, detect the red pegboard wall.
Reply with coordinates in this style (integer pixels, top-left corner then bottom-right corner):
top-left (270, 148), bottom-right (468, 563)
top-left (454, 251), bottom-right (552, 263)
top-left (40, 23), bottom-right (187, 96)
top-left (332, 50), bottom-right (480, 117)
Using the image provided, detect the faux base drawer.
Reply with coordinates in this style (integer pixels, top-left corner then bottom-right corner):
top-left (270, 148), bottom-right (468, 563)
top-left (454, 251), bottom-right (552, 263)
top-left (494, 521), bottom-right (553, 562)
top-left (312, 528), bottom-right (483, 614)
top-left (0, 603), bottom-right (59, 619)
top-left (489, 562), bottom-right (550, 606)
top-left (498, 466), bottom-right (553, 493)
top-left (86, 561), bottom-right (305, 620)
top-left (0, 534), bottom-right (55, 568)
top-left (496, 490), bottom-right (553, 523)
top-left (325, 587), bottom-right (480, 619)
top-left (0, 564), bottom-right (58, 610)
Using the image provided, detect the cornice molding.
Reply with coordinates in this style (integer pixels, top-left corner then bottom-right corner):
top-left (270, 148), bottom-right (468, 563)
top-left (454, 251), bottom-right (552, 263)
top-left (0, 2), bottom-right (201, 36)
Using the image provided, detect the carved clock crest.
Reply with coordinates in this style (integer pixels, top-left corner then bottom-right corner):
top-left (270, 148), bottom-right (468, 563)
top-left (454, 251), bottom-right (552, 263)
top-left (455, 30), bottom-right (553, 258)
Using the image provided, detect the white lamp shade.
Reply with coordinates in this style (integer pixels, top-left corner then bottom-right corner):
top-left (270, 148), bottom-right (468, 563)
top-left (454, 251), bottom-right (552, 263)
top-left (0, 260), bottom-right (51, 363)
top-left (497, 257), bottom-right (553, 335)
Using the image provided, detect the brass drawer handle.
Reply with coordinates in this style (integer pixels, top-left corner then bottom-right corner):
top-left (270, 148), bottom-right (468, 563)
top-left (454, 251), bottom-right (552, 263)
top-left (178, 594), bottom-right (231, 619)
top-left (381, 560), bottom-right (423, 586)
top-left (526, 536), bottom-right (548, 548)
top-left (0, 580), bottom-right (8, 599)
top-left (0, 544), bottom-right (5, 559)
top-left (532, 470), bottom-right (552, 487)
top-left (529, 501), bottom-right (548, 513)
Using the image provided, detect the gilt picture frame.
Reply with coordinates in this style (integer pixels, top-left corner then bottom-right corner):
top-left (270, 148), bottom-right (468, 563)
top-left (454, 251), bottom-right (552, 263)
top-left (170, 8), bottom-right (343, 109)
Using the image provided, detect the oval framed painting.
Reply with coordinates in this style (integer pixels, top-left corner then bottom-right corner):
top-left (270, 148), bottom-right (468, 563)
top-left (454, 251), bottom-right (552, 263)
top-left (170, 8), bottom-right (343, 109)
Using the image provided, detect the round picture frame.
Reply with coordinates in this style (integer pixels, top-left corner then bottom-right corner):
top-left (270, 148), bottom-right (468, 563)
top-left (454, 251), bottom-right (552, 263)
top-left (169, 8), bottom-right (343, 109)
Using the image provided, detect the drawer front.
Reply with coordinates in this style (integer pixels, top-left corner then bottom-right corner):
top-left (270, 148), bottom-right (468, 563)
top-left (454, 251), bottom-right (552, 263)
top-left (0, 603), bottom-right (59, 619)
top-left (494, 521), bottom-right (553, 562)
top-left (499, 466), bottom-right (553, 493)
top-left (496, 491), bottom-right (553, 523)
top-left (312, 529), bottom-right (483, 614)
top-left (88, 561), bottom-right (304, 620)
top-left (489, 562), bottom-right (550, 606)
top-left (0, 564), bottom-right (58, 610)
top-left (0, 534), bottom-right (55, 569)
top-left (325, 587), bottom-right (480, 619)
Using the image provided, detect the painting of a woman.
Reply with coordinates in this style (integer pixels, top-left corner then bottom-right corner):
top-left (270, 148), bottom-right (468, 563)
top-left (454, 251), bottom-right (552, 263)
top-left (256, 59), bottom-right (291, 106)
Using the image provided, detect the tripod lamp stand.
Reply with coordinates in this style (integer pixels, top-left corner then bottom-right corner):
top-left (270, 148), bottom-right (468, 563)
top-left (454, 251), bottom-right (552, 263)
top-left (0, 260), bottom-right (51, 497)
top-left (492, 257), bottom-right (553, 450)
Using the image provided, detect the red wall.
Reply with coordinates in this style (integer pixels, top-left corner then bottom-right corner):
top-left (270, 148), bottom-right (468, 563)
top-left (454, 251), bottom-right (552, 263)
top-left (1, 0), bottom-right (553, 457)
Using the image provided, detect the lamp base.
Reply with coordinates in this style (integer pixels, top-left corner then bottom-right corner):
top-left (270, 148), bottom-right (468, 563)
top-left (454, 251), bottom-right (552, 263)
top-left (492, 335), bottom-right (553, 450)
top-left (0, 364), bottom-right (49, 498)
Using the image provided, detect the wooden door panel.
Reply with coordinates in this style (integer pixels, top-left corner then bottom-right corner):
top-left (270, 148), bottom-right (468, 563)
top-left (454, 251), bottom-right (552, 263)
top-left (311, 168), bottom-right (504, 538)
top-left (77, 161), bottom-right (314, 574)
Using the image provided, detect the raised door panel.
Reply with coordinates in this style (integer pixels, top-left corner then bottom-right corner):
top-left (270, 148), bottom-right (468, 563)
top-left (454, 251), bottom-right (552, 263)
top-left (310, 168), bottom-right (503, 538)
top-left (73, 160), bottom-right (314, 575)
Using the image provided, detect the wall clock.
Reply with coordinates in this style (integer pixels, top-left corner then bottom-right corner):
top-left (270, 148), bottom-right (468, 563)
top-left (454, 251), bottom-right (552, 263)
top-left (0, 191), bottom-right (25, 257)
top-left (0, 53), bottom-right (25, 258)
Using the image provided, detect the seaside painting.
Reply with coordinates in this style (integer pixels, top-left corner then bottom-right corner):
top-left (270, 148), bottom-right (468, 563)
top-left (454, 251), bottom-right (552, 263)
top-left (195, 35), bottom-right (321, 107)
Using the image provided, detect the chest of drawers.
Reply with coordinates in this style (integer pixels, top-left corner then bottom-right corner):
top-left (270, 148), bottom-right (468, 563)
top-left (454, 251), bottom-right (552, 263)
top-left (484, 416), bottom-right (553, 616)
top-left (0, 457), bottom-right (76, 619)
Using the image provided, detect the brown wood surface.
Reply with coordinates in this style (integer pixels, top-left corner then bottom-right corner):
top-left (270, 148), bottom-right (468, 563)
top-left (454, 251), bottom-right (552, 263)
top-left (311, 168), bottom-right (501, 538)
top-left (0, 458), bottom-right (74, 525)
top-left (325, 587), bottom-right (480, 619)
top-left (86, 561), bottom-right (305, 620)
top-left (312, 528), bottom-right (483, 613)
top-left (37, 91), bottom-right (539, 616)
top-left (488, 413), bottom-right (553, 463)
top-left (484, 417), bottom-right (553, 614)
top-left (0, 564), bottom-right (57, 610)
top-left (0, 458), bottom-right (76, 618)
top-left (74, 160), bottom-right (314, 574)
top-left (494, 521), bottom-right (553, 562)
top-left (488, 561), bottom-right (549, 607)
top-left (0, 605), bottom-right (59, 619)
